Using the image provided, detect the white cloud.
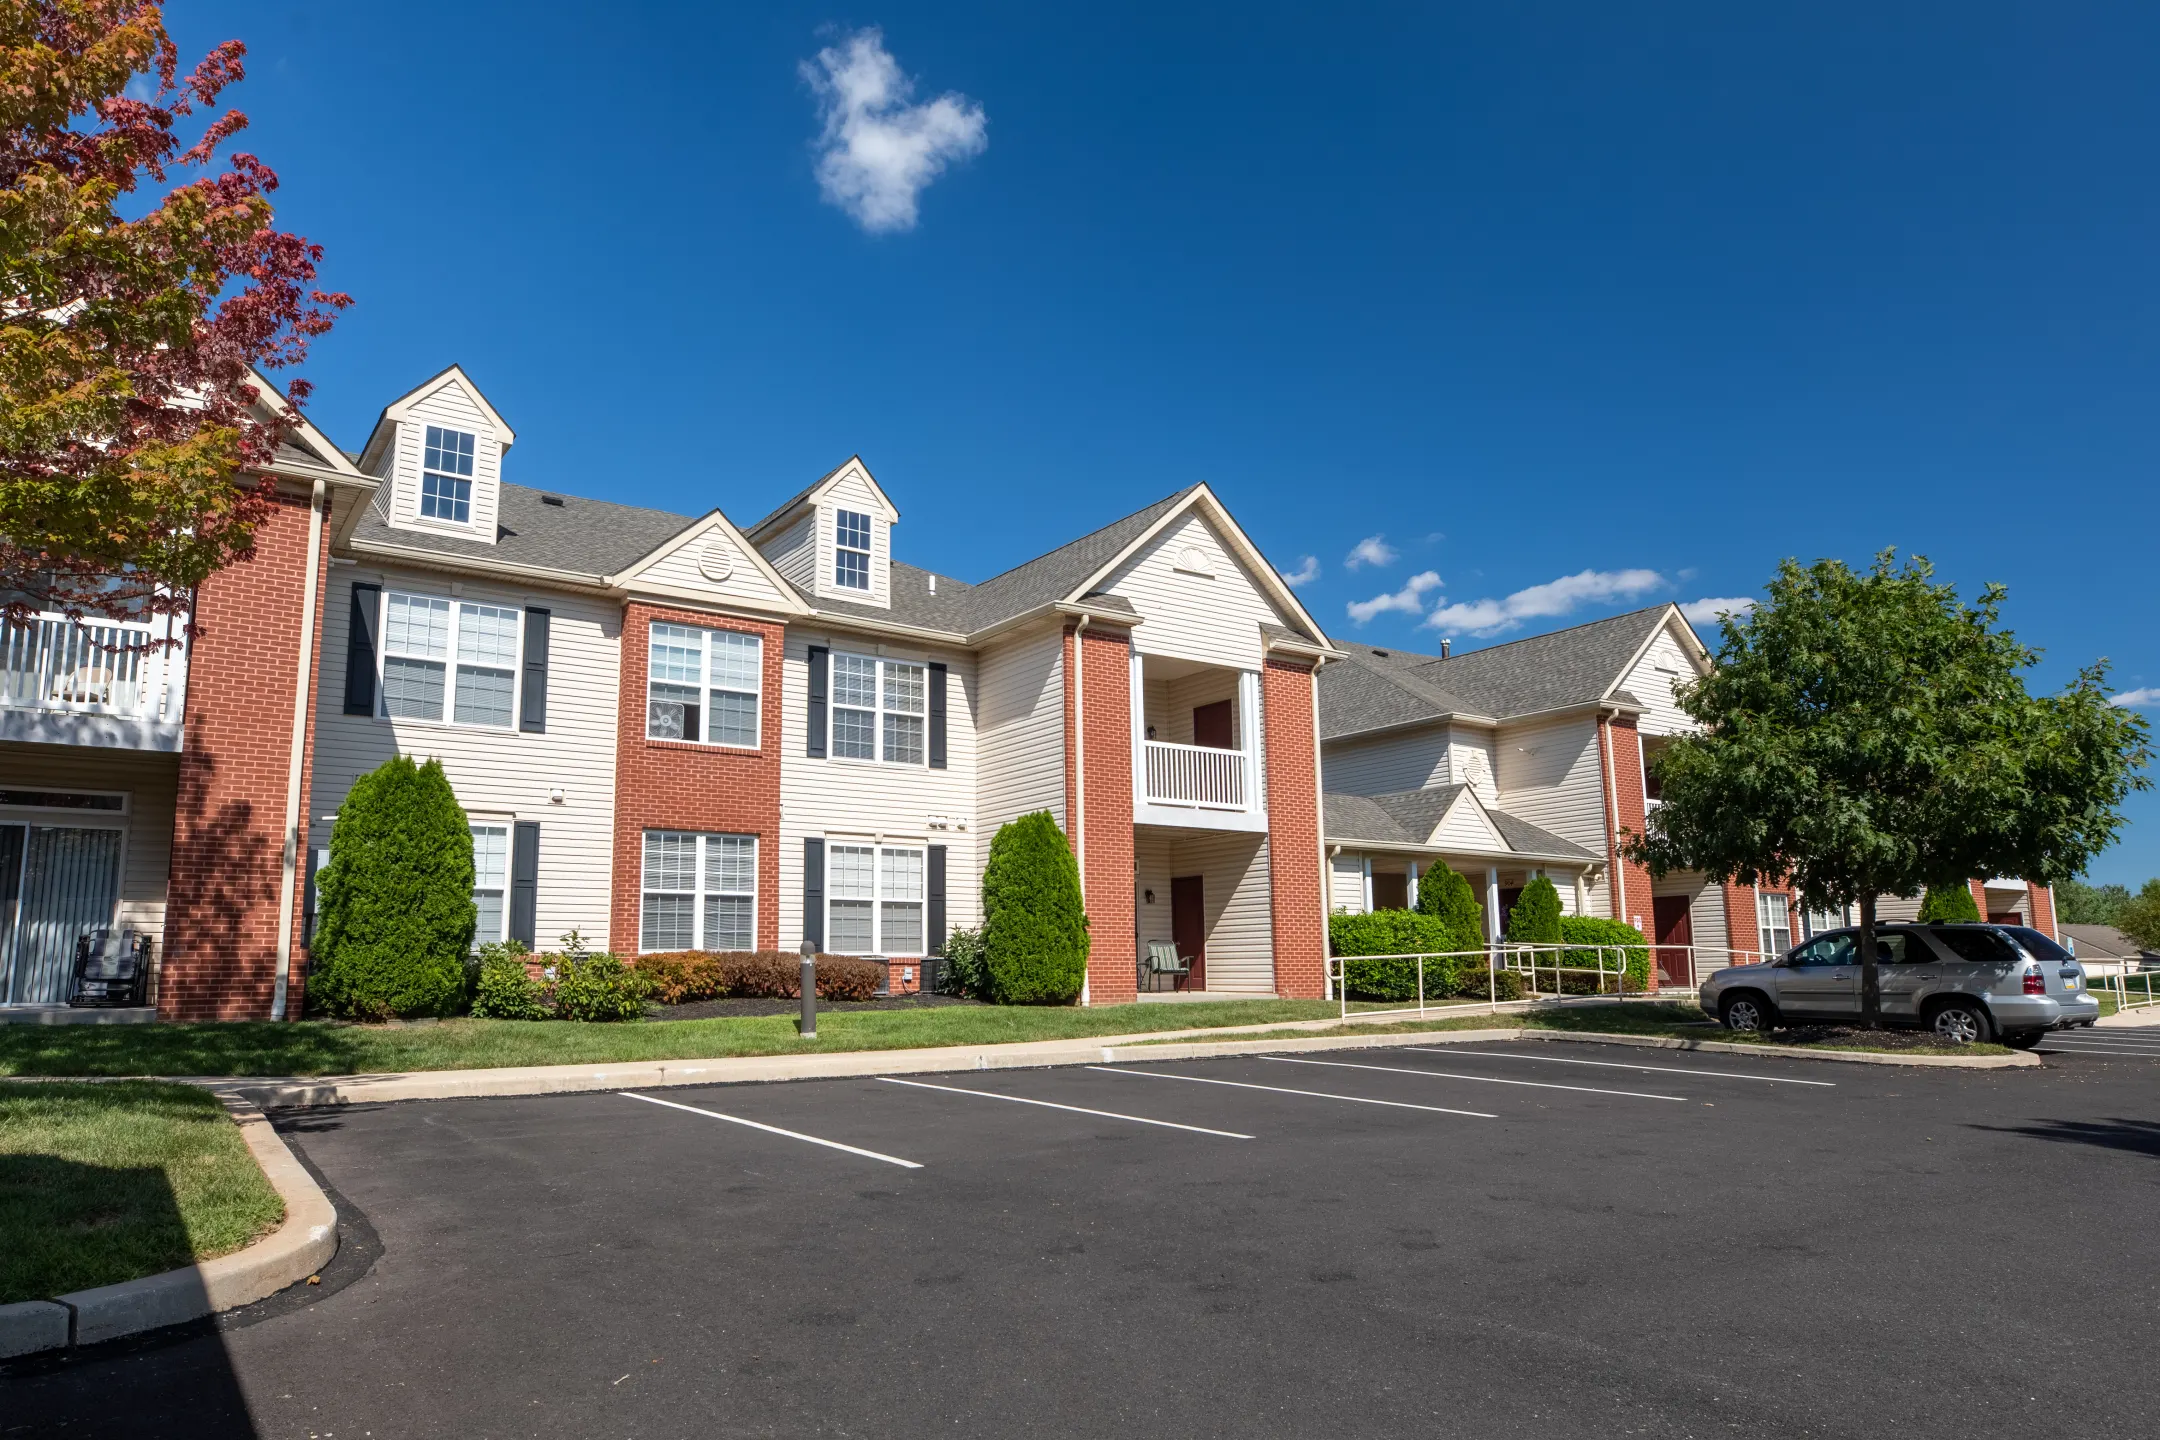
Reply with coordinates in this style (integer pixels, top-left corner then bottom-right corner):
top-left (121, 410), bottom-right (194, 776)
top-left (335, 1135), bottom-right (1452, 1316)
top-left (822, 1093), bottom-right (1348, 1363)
top-left (802, 29), bottom-right (987, 233)
top-left (1278, 555), bottom-right (1320, 587)
top-left (2109, 688), bottom-right (2160, 708)
top-left (1344, 534), bottom-right (1397, 570)
top-left (1422, 568), bottom-right (1666, 637)
top-left (1678, 596), bottom-right (1756, 625)
top-left (1347, 570), bottom-right (1442, 624)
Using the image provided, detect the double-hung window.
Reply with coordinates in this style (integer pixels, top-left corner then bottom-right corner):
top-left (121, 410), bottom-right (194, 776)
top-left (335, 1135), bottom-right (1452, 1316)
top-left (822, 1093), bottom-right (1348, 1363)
top-left (421, 426), bottom-right (476, 523)
top-left (828, 653), bottom-right (925, 764)
top-left (471, 824), bottom-right (508, 947)
top-left (379, 591), bottom-right (519, 726)
top-left (647, 624), bottom-right (761, 747)
top-left (834, 509), bottom-right (871, 591)
top-left (640, 831), bottom-right (757, 952)
top-left (1756, 891), bottom-right (1793, 959)
top-left (826, 842), bottom-right (925, 955)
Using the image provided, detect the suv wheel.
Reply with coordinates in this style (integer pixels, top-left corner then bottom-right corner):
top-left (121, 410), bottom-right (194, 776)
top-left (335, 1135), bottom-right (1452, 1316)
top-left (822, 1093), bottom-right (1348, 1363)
top-left (1721, 992), bottom-right (1774, 1034)
top-left (1929, 999), bottom-right (1993, 1045)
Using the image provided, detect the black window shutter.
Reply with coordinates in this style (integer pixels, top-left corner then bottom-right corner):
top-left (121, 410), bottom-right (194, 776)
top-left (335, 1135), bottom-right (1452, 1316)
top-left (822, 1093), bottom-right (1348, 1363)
top-left (928, 662), bottom-right (948, 769)
top-left (927, 844), bottom-right (947, 956)
top-left (802, 838), bottom-right (825, 949)
top-left (344, 583), bottom-right (380, 715)
top-left (806, 646), bottom-right (828, 758)
top-left (510, 822), bottom-right (541, 948)
top-left (519, 608), bottom-right (550, 733)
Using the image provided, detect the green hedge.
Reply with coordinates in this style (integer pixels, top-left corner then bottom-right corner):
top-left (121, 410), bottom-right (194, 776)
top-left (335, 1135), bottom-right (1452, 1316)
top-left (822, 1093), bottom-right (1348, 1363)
top-left (1556, 915), bottom-right (1650, 992)
top-left (1918, 885), bottom-right (1981, 922)
top-left (982, 812), bottom-right (1088, 1004)
top-left (1416, 866), bottom-right (1485, 937)
top-left (1327, 909), bottom-right (1497, 1001)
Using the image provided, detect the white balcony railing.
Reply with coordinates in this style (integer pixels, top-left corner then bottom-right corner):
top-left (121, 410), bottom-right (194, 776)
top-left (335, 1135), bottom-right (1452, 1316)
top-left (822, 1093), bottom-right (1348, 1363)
top-left (1143, 740), bottom-right (1248, 810)
top-left (1, 613), bottom-right (183, 722)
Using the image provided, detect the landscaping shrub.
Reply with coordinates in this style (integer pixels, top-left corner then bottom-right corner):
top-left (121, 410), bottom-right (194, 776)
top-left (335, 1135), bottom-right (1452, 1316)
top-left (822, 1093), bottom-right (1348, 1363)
top-left (1505, 875), bottom-right (1564, 945)
top-left (633, 952), bottom-right (726, 1005)
top-left (1557, 915), bottom-right (1650, 993)
top-left (310, 756), bottom-right (475, 1020)
top-left (981, 811), bottom-right (1089, 1004)
top-left (538, 931), bottom-right (649, 1022)
top-left (1328, 911), bottom-right (1475, 1000)
top-left (471, 942), bottom-right (546, 1020)
top-left (1416, 865), bottom-right (1485, 940)
top-left (631, 950), bottom-right (884, 1003)
top-left (936, 926), bottom-right (988, 998)
top-left (1917, 885), bottom-right (1981, 923)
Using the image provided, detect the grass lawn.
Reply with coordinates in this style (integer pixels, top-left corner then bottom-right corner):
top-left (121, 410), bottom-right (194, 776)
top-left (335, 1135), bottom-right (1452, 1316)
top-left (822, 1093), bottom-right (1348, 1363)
top-left (0, 999), bottom-right (1370, 1078)
top-left (1134, 1001), bottom-right (2012, 1055)
top-left (0, 1082), bottom-right (286, 1304)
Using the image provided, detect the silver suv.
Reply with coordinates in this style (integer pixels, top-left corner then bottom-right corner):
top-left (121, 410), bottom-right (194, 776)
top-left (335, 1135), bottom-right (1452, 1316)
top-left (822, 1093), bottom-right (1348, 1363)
top-left (1698, 923), bottom-right (2099, 1047)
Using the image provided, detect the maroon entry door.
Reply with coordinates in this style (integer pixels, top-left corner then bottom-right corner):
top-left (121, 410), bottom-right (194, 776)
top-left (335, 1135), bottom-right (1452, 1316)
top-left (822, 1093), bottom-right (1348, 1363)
top-left (1171, 875), bottom-right (1206, 990)
top-left (1191, 701), bottom-right (1234, 749)
top-left (1652, 895), bottom-right (1694, 987)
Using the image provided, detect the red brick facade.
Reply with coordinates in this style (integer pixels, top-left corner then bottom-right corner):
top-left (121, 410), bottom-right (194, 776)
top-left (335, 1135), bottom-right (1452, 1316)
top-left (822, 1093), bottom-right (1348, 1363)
top-left (161, 488), bottom-right (330, 1020)
top-left (1722, 881), bottom-right (1759, 963)
top-left (1599, 713), bottom-right (1657, 981)
top-left (1263, 659), bottom-right (1326, 999)
top-left (2025, 883), bottom-right (2056, 934)
top-left (609, 603), bottom-right (785, 956)
top-left (1064, 622), bottom-right (1137, 1005)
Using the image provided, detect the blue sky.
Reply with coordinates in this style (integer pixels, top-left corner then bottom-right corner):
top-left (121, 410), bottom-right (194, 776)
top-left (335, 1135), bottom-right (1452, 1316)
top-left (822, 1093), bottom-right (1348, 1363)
top-left (174, 2), bottom-right (2159, 882)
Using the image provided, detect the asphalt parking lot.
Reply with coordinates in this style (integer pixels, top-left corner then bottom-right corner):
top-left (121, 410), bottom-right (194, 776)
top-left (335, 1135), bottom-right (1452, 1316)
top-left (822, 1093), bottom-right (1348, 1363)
top-left (9, 1036), bottom-right (2159, 1440)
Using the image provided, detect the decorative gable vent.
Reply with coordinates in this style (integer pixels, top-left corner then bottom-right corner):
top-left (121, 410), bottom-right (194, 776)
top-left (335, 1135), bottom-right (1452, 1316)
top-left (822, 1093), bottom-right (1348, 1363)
top-left (698, 538), bottom-right (737, 583)
top-left (1172, 544), bottom-right (1214, 577)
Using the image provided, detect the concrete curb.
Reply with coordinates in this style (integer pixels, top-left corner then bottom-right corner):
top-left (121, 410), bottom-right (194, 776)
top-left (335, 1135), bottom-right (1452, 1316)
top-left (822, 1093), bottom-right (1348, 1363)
top-left (8, 1093), bottom-right (340, 1357)
top-left (0, 1300), bottom-right (71, 1359)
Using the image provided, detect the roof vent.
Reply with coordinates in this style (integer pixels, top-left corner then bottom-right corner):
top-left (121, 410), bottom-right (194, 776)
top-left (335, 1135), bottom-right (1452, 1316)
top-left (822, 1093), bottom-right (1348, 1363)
top-left (928, 574), bottom-right (937, 594)
top-left (540, 494), bottom-right (566, 507)
top-left (1441, 639), bottom-right (1452, 659)
top-left (1370, 648), bottom-right (1389, 658)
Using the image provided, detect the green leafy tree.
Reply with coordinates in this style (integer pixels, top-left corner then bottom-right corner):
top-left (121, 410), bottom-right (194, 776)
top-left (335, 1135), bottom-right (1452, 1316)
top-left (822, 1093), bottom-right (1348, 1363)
top-left (2056, 879), bottom-right (2131, 926)
top-left (980, 810), bottom-right (1089, 1004)
top-left (1916, 885), bottom-right (1980, 923)
top-left (2118, 879), bottom-right (2160, 951)
top-left (1505, 875), bottom-right (1564, 944)
top-left (311, 756), bottom-right (474, 1019)
top-left (1626, 552), bottom-right (2149, 1026)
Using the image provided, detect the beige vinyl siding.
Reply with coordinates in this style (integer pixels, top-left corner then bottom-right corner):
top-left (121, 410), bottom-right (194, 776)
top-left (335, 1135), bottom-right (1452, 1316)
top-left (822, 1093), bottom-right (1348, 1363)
top-left (1876, 893), bottom-right (1923, 923)
top-left (1650, 870), bottom-right (1731, 966)
top-left (1432, 793), bottom-right (1507, 851)
top-left (762, 512), bottom-right (817, 592)
top-left (777, 627), bottom-right (980, 953)
top-left (1492, 712), bottom-right (1611, 920)
top-left (974, 625), bottom-right (1065, 837)
top-left (0, 743), bottom-right (176, 949)
top-left (384, 381), bottom-right (501, 543)
top-left (1330, 852), bottom-right (1367, 913)
top-left (1621, 623), bottom-right (1703, 736)
top-left (1104, 512), bottom-right (1289, 669)
top-left (630, 524), bottom-right (801, 614)
top-left (1144, 669), bottom-right (1242, 746)
top-left (1449, 726), bottom-right (1498, 805)
top-left (1323, 726), bottom-right (1451, 796)
top-left (1135, 828), bottom-right (1274, 994)
top-left (310, 566), bottom-right (622, 948)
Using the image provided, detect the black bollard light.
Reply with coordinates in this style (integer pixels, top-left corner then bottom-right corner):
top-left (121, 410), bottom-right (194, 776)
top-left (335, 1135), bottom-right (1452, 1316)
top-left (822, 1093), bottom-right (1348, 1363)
top-left (799, 938), bottom-right (817, 1040)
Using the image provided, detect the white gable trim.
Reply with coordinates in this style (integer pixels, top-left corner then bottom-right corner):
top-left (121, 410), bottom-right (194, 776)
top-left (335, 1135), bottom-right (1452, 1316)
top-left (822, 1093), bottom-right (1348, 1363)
top-left (357, 365), bottom-right (516, 471)
top-left (1426, 788), bottom-right (1508, 851)
top-left (745, 456), bottom-right (899, 543)
top-left (605, 510), bottom-right (812, 616)
top-left (1066, 485), bottom-right (1333, 648)
top-left (1600, 605), bottom-right (1710, 702)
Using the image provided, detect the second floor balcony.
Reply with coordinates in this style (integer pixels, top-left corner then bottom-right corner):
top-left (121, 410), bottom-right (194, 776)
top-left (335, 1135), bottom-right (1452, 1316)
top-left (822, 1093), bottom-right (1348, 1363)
top-left (1131, 653), bottom-right (1266, 832)
top-left (1, 610), bottom-right (188, 751)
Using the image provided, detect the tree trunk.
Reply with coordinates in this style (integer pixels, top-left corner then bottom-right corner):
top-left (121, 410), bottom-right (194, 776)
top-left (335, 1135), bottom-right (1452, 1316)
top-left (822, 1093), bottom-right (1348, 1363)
top-left (1858, 892), bottom-right (1881, 1029)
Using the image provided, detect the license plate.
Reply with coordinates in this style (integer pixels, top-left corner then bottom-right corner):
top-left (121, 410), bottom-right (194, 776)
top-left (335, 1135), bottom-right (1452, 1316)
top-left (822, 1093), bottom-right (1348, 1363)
top-left (2064, 978), bottom-right (2078, 989)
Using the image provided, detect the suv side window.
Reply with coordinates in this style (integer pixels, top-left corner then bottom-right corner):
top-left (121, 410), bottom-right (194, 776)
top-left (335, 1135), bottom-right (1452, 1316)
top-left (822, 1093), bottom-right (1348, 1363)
top-left (1790, 934), bottom-right (1856, 967)
top-left (1874, 930), bottom-right (1916, 964)
top-left (2005, 927), bottom-right (2073, 965)
top-left (1929, 927), bottom-right (2021, 965)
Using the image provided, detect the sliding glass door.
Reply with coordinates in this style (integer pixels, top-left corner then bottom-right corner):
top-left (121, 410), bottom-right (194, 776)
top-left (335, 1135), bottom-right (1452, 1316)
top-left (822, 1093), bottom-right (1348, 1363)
top-left (0, 824), bottom-right (122, 1005)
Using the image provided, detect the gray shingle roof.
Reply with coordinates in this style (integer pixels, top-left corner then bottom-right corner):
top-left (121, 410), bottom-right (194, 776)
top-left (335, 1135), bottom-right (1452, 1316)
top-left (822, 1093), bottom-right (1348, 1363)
top-left (347, 482), bottom-right (699, 578)
top-left (1323, 785), bottom-right (1597, 862)
top-left (1320, 606), bottom-right (1675, 738)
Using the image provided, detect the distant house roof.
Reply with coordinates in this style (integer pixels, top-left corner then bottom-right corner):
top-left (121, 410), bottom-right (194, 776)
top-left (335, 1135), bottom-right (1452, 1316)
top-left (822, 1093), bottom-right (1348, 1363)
top-left (1323, 787), bottom-right (1599, 863)
top-left (1319, 606), bottom-right (1680, 739)
top-left (2060, 923), bottom-right (2158, 961)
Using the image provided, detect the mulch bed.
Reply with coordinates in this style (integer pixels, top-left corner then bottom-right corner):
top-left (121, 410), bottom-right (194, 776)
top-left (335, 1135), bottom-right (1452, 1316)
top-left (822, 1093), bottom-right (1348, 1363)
top-left (1745, 1024), bottom-right (1985, 1052)
top-left (643, 993), bottom-right (984, 1022)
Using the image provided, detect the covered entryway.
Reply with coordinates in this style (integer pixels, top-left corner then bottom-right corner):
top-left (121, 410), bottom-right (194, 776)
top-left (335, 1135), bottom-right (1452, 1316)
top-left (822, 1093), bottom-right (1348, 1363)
top-left (1134, 826), bottom-right (1273, 995)
top-left (1652, 894), bottom-right (1693, 989)
top-left (1171, 875), bottom-right (1207, 990)
top-left (0, 822), bottom-right (123, 1005)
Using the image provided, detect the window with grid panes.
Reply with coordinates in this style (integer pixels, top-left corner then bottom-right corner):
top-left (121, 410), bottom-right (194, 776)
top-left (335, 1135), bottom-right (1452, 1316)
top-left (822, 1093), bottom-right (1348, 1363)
top-left (471, 825), bottom-right (508, 947)
top-left (640, 831), bottom-right (757, 952)
top-left (646, 623), bottom-right (760, 747)
top-left (827, 652), bottom-right (925, 764)
top-left (824, 841), bottom-right (926, 954)
top-left (378, 591), bottom-right (519, 727)
top-left (420, 426), bottom-right (476, 522)
top-left (834, 509), bottom-right (871, 590)
top-left (1756, 892), bottom-right (1793, 959)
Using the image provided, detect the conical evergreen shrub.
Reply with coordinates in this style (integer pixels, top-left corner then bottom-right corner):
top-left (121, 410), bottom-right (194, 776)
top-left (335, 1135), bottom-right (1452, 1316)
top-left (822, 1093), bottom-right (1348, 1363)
top-left (1416, 866), bottom-right (1486, 952)
top-left (981, 810), bottom-right (1089, 1004)
top-left (310, 755), bottom-right (476, 1019)
top-left (1505, 874), bottom-right (1564, 945)
top-left (1917, 884), bottom-right (1981, 922)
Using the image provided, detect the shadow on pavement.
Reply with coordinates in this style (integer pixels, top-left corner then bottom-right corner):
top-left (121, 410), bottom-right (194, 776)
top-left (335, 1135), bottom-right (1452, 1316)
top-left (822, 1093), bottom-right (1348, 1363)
top-left (1969, 1117), bottom-right (2160, 1158)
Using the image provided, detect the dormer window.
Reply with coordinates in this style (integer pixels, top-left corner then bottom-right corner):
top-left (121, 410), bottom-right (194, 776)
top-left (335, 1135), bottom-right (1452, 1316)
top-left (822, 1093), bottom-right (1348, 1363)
top-left (834, 509), bottom-right (871, 591)
top-left (421, 426), bottom-right (477, 523)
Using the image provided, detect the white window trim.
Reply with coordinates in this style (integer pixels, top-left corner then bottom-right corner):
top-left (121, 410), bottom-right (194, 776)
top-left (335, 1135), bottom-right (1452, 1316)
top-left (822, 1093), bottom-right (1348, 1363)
top-left (833, 508), bottom-right (873, 592)
top-left (823, 838), bottom-right (927, 957)
top-left (376, 588), bottom-right (523, 730)
top-left (638, 831), bottom-right (758, 954)
top-left (644, 622), bottom-right (763, 750)
top-left (825, 650), bottom-right (927, 768)
top-left (1756, 891), bottom-right (1793, 958)
top-left (413, 425), bottom-right (482, 533)
top-left (470, 822), bottom-right (509, 950)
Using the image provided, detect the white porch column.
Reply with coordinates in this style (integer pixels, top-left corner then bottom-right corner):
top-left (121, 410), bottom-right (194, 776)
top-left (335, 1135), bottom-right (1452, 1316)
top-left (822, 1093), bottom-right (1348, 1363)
top-left (1407, 860), bottom-right (1420, 909)
top-left (1237, 668), bottom-right (1261, 813)
top-left (1362, 856), bottom-right (1374, 913)
top-left (1485, 867), bottom-right (1501, 940)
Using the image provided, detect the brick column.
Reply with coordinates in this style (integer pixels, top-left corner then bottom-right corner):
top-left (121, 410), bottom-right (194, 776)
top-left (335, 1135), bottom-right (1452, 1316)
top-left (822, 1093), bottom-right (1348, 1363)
top-left (1263, 659), bottom-right (1326, 999)
top-left (163, 489), bottom-right (331, 1021)
top-left (1968, 879), bottom-right (1989, 919)
top-left (611, 603), bottom-right (785, 956)
top-left (2025, 882), bottom-right (2056, 936)
top-left (1065, 623), bottom-right (1135, 1005)
top-left (1601, 713), bottom-right (1656, 985)
top-left (1722, 882), bottom-right (1759, 963)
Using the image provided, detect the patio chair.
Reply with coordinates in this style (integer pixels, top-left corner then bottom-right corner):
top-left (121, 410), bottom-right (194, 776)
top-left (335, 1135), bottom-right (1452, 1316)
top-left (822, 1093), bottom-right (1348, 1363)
top-left (1141, 940), bottom-right (1190, 993)
top-left (68, 930), bottom-right (151, 1007)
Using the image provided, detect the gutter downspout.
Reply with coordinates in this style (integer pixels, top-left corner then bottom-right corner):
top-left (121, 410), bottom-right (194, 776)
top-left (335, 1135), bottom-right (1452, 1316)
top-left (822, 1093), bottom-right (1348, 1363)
top-left (1310, 655), bottom-right (1332, 1000)
top-left (1072, 616), bottom-right (1089, 1006)
top-left (1600, 706), bottom-right (1624, 924)
top-left (272, 479), bottom-right (328, 1021)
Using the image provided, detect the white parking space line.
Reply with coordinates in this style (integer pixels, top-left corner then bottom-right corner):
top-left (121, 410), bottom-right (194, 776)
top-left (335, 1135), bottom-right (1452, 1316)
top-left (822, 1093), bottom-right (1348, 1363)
top-left (1410, 1047), bottom-right (1836, 1086)
top-left (1088, 1066), bottom-right (1496, 1119)
top-left (2036, 1042), bottom-right (2160, 1058)
top-left (878, 1077), bottom-right (1255, 1138)
top-left (619, 1092), bottom-right (923, 1169)
top-left (1264, 1055), bottom-right (1686, 1102)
